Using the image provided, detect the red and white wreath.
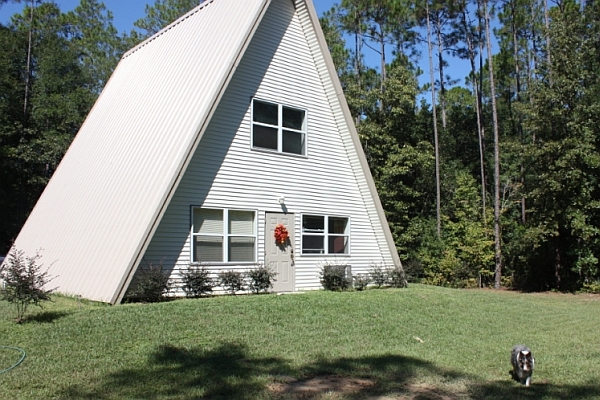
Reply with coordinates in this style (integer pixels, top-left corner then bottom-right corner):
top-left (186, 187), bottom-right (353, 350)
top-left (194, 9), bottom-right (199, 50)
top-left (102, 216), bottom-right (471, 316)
top-left (274, 224), bottom-right (289, 244)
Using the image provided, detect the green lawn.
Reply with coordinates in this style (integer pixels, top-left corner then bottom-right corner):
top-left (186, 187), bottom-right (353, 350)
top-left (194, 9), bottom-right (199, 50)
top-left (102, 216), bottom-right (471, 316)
top-left (1, 285), bottom-right (599, 399)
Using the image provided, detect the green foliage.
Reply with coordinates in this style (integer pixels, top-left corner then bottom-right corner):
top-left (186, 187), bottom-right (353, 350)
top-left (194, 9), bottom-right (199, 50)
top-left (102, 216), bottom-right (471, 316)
top-left (368, 262), bottom-right (388, 288)
top-left (125, 261), bottom-right (171, 303)
top-left (245, 263), bottom-right (277, 294)
top-left (388, 264), bottom-right (408, 288)
top-left (579, 279), bottom-right (600, 294)
top-left (133, 0), bottom-right (203, 38)
top-left (352, 273), bottom-right (371, 291)
top-left (181, 264), bottom-right (214, 298)
top-left (319, 261), bottom-right (351, 291)
top-left (217, 270), bottom-right (245, 295)
top-left (0, 248), bottom-right (56, 322)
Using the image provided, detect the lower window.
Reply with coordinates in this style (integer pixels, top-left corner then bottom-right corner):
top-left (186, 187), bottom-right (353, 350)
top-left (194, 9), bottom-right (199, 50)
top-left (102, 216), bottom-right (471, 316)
top-left (301, 215), bottom-right (349, 255)
top-left (192, 208), bottom-right (256, 263)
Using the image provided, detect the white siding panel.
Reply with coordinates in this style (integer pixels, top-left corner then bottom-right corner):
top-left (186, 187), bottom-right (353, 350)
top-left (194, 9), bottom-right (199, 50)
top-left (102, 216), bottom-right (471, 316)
top-left (140, 0), bottom-right (396, 294)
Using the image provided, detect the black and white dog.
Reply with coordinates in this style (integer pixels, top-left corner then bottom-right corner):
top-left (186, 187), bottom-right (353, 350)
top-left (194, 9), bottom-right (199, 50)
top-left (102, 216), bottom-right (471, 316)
top-left (511, 345), bottom-right (535, 386)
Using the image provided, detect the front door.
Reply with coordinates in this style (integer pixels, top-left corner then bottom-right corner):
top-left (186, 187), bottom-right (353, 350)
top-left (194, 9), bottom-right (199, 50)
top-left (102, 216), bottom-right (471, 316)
top-left (265, 212), bottom-right (294, 292)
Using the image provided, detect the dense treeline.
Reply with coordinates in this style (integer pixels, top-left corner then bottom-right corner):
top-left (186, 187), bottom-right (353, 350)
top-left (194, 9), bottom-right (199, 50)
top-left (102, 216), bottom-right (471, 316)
top-left (1, 0), bottom-right (599, 291)
top-left (322, 0), bottom-right (600, 291)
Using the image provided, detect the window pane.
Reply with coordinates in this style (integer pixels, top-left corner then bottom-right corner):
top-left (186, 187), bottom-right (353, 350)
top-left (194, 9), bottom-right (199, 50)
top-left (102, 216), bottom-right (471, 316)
top-left (329, 235), bottom-right (348, 254)
top-left (282, 106), bottom-right (305, 130)
top-left (194, 209), bottom-right (223, 234)
top-left (253, 125), bottom-right (278, 150)
top-left (229, 211), bottom-right (254, 235)
top-left (282, 130), bottom-right (305, 155)
top-left (329, 217), bottom-right (348, 234)
top-left (194, 236), bottom-right (223, 262)
top-left (303, 215), bottom-right (324, 232)
top-left (253, 100), bottom-right (278, 125)
top-left (302, 235), bottom-right (324, 254)
top-left (228, 237), bottom-right (256, 262)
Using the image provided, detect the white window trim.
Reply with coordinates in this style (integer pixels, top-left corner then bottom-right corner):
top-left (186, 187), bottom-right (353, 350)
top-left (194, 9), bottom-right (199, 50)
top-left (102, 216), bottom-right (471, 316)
top-left (300, 214), bottom-right (351, 256)
top-left (190, 207), bottom-right (257, 264)
top-left (251, 98), bottom-right (308, 157)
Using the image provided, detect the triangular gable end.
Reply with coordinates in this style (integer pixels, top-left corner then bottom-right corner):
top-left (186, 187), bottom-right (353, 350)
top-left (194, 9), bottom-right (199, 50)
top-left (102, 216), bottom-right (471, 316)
top-left (11, 0), bottom-right (402, 304)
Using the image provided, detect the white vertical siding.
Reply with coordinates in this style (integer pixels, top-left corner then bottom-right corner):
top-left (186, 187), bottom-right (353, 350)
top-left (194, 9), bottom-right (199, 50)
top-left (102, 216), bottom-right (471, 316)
top-left (139, 0), bottom-right (396, 294)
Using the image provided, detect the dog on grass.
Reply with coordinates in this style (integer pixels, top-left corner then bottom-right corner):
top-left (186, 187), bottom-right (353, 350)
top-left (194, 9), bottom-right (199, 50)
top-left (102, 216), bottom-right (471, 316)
top-left (511, 345), bottom-right (535, 386)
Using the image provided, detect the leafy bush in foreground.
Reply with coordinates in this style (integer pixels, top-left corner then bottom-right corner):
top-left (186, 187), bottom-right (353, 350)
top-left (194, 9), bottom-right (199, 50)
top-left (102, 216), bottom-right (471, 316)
top-left (246, 263), bottom-right (277, 294)
top-left (353, 273), bottom-right (371, 291)
top-left (369, 262), bottom-right (388, 288)
top-left (125, 260), bottom-right (171, 302)
top-left (181, 264), bottom-right (214, 297)
top-left (388, 264), bottom-right (408, 288)
top-left (319, 261), bottom-right (351, 291)
top-left (218, 270), bottom-right (245, 295)
top-left (0, 249), bottom-right (56, 322)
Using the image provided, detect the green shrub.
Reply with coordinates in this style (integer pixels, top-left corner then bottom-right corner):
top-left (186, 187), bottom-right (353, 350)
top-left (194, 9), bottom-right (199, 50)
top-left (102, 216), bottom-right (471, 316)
top-left (125, 261), bottom-right (171, 302)
top-left (369, 262), bottom-right (388, 288)
top-left (403, 258), bottom-right (424, 283)
top-left (580, 279), bottom-right (600, 294)
top-left (246, 263), bottom-right (277, 294)
top-left (353, 273), bottom-right (371, 291)
top-left (319, 261), bottom-right (351, 291)
top-left (218, 270), bottom-right (245, 295)
top-left (0, 249), bottom-right (56, 323)
top-left (181, 264), bottom-right (214, 298)
top-left (388, 264), bottom-right (408, 288)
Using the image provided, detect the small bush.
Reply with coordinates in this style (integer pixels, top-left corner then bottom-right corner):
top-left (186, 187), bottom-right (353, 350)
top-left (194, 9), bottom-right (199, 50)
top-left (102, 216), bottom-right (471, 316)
top-left (388, 264), bottom-right (408, 288)
top-left (580, 279), bottom-right (600, 294)
top-left (403, 258), bottom-right (424, 283)
top-left (0, 248), bottom-right (56, 323)
top-left (218, 270), bottom-right (245, 295)
top-left (246, 263), bottom-right (277, 294)
top-left (353, 273), bottom-right (371, 291)
top-left (125, 260), bottom-right (171, 302)
top-left (319, 261), bottom-right (351, 291)
top-left (369, 262), bottom-right (388, 288)
top-left (181, 264), bottom-right (214, 298)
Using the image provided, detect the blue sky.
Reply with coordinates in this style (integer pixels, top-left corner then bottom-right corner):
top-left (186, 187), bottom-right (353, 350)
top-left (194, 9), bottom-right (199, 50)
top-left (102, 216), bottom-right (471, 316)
top-left (0, 0), bottom-right (486, 91)
top-left (0, 0), bottom-right (338, 33)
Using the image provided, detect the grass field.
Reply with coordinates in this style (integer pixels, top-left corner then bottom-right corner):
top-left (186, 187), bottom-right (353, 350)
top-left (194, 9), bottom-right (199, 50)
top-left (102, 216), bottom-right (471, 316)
top-left (1, 285), bottom-right (599, 399)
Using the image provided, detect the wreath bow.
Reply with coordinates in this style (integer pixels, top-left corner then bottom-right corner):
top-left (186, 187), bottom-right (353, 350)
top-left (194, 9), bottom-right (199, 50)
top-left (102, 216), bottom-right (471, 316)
top-left (274, 224), bottom-right (289, 244)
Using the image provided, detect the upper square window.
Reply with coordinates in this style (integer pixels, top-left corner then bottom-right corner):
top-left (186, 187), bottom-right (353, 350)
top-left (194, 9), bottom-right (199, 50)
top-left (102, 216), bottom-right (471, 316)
top-left (252, 99), bottom-right (306, 156)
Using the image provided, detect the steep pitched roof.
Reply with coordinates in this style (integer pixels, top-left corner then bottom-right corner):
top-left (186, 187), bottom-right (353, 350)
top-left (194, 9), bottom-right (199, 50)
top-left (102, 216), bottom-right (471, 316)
top-left (12, 0), bottom-right (401, 304)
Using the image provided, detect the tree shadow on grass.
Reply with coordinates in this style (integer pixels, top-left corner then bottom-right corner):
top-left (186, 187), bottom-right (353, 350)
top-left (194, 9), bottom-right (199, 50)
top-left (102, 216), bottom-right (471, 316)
top-left (58, 342), bottom-right (600, 399)
top-left (60, 342), bottom-right (290, 399)
top-left (469, 379), bottom-right (600, 400)
top-left (23, 310), bottom-right (71, 323)
top-left (57, 342), bottom-right (454, 400)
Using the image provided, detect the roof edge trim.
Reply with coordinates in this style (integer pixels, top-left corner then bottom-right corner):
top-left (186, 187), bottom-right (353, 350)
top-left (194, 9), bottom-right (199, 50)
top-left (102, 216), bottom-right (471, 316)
top-left (123, 0), bottom-right (216, 59)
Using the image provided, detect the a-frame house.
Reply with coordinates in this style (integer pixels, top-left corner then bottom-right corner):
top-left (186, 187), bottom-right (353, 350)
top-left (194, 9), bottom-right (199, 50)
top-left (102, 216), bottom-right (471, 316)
top-left (10, 0), bottom-right (403, 304)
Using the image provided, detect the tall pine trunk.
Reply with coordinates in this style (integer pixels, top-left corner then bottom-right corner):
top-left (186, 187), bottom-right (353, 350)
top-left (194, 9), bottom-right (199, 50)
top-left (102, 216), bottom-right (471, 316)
top-left (426, 2), bottom-right (442, 238)
top-left (483, 0), bottom-right (502, 289)
top-left (23, 0), bottom-right (35, 116)
top-left (460, 5), bottom-right (486, 228)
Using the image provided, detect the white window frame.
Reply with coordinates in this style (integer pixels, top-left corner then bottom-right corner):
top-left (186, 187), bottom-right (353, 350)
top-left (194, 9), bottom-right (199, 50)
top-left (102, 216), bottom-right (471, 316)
top-left (301, 214), bottom-right (351, 255)
top-left (191, 207), bottom-right (257, 264)
top-left (251, 98), bottom-right (307, 156)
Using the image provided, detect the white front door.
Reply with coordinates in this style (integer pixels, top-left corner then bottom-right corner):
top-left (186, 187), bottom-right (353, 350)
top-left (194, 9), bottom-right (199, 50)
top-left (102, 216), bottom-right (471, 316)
top-left (265, 212), bottom-right (294, 292)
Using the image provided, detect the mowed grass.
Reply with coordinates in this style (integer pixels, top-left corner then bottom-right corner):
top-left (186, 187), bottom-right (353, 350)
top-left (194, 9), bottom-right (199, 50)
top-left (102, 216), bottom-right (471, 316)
top-left (0, 285), bottom-right (599, 399)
